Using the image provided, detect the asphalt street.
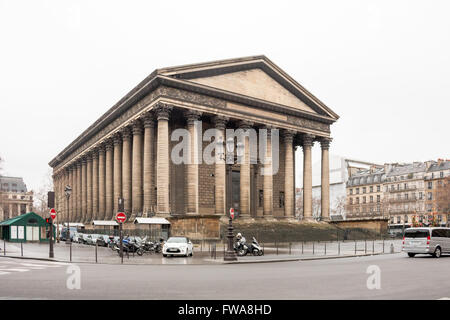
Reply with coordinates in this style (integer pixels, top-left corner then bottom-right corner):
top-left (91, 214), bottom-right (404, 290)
top-left (0, 253), bottom-right (449, 300)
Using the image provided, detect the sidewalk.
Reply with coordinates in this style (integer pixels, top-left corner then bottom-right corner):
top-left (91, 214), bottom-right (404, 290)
top-left (0, 239), bottom-right (403, 265)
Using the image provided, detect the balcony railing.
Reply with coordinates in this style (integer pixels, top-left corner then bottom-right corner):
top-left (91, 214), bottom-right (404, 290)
top-left (388, 186), bottom-right (417, 193)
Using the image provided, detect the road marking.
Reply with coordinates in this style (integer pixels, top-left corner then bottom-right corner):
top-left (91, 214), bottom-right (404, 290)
top-left (0, 268), bottom-right (29, 272)
top-left (0, 271), bottom-right (11, 275)
top-left (438, 297), bottom-right (450, 300)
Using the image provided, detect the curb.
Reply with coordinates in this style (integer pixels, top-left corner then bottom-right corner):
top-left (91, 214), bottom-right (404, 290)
top-left (0, 255), bottom-right (63, 263)
top-left (220, 252), bottom-right (392, 264)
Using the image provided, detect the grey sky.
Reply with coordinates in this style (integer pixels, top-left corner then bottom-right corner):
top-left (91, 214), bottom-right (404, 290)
top-left (0, 0), bottom-right (449, 193)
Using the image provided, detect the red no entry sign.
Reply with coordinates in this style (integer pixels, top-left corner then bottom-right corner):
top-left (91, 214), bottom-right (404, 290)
top-left (230, 208), bottom-right (235, 220)
top-left (50, 208), bottom-right (56, 220)
top-left (116, 212), bottom-right (126, 223)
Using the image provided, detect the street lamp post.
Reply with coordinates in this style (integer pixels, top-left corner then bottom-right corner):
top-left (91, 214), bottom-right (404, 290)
top-left (64, 185), bottom-right (72, 244)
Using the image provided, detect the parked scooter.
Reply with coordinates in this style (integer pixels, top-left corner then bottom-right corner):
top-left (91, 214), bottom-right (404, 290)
top-left (234, 237), bottom-right (264, 256)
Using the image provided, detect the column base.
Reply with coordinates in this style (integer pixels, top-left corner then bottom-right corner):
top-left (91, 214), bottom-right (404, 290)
top-left (224, 250), bottom-right (238, 261)
top-left (302, 216), bottom-right (317, 222)
top-left (262, 215), bottom-right (277, 221)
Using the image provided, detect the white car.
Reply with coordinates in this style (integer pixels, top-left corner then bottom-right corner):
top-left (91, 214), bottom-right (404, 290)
top-left (162, 237), bottom-right (194, 257)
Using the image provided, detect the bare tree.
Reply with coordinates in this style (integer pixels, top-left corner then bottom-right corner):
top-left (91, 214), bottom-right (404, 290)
top-left (333, 195), bottom-right (346, 217)
top-left (295, 191), bottom-right (303, 219)
top-left (32, 169), bottom-right (53, 217)
top-left (312, 196), bottom-right (321, 220)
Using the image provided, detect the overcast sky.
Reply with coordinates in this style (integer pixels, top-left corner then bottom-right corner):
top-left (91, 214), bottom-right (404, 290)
top-left (0, 0), bottom-right (449, 193)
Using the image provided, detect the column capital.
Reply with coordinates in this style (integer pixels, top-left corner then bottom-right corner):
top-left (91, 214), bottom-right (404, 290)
top-left (238, 120), bottom-right (254, 130)
top-left (213, 115), bottom-right (229, 130)
top-left (131, 119), bottom-right (143, 135)
top-left (143, 111), bottom-right (155, 128)
top-left (76, 159), bottom-right (82, 168)
top-left (91, 147), bottom-right (99, 159)
top-left (301, 134), bottom-right (315, 148)
top-left (120, 126), bottom-right (132, 141)
top-left (185, 110), bottom-right (202, 124)
top-left (105, 138), bottom-right (114, 151)
top-left (282, 130), bottom-right (296, 143)
top-left (97, 143), bottom-right (106, 155)
top-left (113, 132), bottom-right (123, 146)
top-left (154, 102), bottom-right (172, 121)
top-left (81, 156), bottom-right (87, 164)
top-left (320, 137), bottom-right (332, 150)
top-left (86, 152), bottom-right (93, 162)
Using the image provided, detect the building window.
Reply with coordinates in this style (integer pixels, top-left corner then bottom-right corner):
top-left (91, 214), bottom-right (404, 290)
top-left (363, 187), bottom-right (366, 194)
top-left (404, 183), bottom-right (407, 189)
top-left (428, 181), bottom-right (433, 189)
top-left (370, 186), bottom-right (373, 193)
top-left (356, 197), bottom-right (360, 204)
top-left (419, 192), bottom-right (423, 200)
top-left (349, 198), bottom-right (353, 205)
top-left (363, 196), bottom-right (366, 204)
top-left (404, 193), bottom-right (408, 200)
top-left (404, 216), bottom-right (408, 223)
top-left (427, 192), bottom-right (432, 200)
top-left (370, 196), bottom-right (373, 203)
top-left (397, 216), bottom-right (401, 224)
top-left (377, 195), bottom-right (380, 203)
top-left (350, 189), bottom-right (353, 195)
top-left (279, 192), bottom-right (285, 208)
top-left (377, 185), bottom-right (381, 192)
top-left (440, 172), bottom-right (444, 178)
top-left (356, 188), bottom-right (359, 194)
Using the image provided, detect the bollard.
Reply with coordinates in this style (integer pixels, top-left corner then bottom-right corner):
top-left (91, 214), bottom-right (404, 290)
top-left (390, 243), bottom-right (394, 254)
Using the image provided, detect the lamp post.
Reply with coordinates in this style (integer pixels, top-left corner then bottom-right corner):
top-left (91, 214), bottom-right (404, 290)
top-left (64, 185), bottom-right (72, 244)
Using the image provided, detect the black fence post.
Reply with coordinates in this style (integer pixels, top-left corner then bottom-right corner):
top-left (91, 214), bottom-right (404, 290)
top-left (95, 241), bottom-right (98, 264)
top-left (313, 241), bottom-right (315, 255)
top-left (276, 241), bottom-right (278, 255)
top-left (324, 242), bottom-right (327, 256)
top-left (289, 242), bottom-right (291, 255)
top-left (365, 238), bottom-right (367, 254)
top-left (302, 241), bottom-right (304, 254)
top-left (338, 240), bottom-right (340, 255)
top-left (70, 243), bottom-right (72, 262)
top-left (372, 239), bottom-right (375, 253)
top-left (21, 241), bottom-right (23, 257)
top-left (3, 240), bottom-right (5, 256)
top-left (354, 240), bottom-right (357, 255)
top-left (382, 237), bottom-right (385, 253)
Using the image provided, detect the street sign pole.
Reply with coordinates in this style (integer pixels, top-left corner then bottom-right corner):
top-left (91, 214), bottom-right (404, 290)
top-left (119, 222), bottom-right (123, 264)
top-left (49, 217), bottom-right (54, 258)
top-left (224, 208), bottom-right (237, 261)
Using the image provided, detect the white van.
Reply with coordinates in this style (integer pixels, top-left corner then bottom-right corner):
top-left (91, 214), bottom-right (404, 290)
top-left (402, 227), bottom-right (450, 258)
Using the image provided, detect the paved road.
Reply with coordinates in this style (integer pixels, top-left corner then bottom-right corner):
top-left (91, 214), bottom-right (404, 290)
top-left (0, 253), bottom-right (449, 299)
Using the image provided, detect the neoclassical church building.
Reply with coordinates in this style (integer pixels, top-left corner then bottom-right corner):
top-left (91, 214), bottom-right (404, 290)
top-left (49, 56), bottom-right (339, 238)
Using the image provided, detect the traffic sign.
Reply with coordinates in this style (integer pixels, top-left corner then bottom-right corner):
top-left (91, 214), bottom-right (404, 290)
top-left (230, 208), bottom-right (235, 220)
top-left (50, 208), bottom-right (56, 220)
top-left (116, 212), bottom-right (126, 223)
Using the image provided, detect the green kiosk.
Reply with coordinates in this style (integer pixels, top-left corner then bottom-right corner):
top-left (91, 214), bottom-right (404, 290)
top-left (0, 212), bottom-right (52, 242)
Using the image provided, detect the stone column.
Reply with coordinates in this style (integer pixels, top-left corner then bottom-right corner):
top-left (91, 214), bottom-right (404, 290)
top-left (113, 133), bottom-right (123, 217)
top-left (77, 160), bottom-right (82, 222)
top-left (302, 134), bottom-right (315, 220)
top-left (143, 112), bottom-right (155, 216)
top-left (81, 157), bottom-right (87, 223)
top-left (263, 127), bottom-right (274, 218)
top-left (105, 139), bottom-right (114, 220)
top-left (70, 165), bottom-right (75, 222)
top-left (92, 148), bottom-right (99, 220)
top-left (320, 138), bottom-right (332, 221)
top-left (186, 110), bottom-right (202, 214)
top-left (213, 116), bottom-right (228, 216)
top-left (238, 121), bottom-right (252, 218)
top-left (98, 145), bottom-right (106, 220)
top-left (121, 126), bottom-right (132, 216)
top-left (86, 153), bottom-right (93, 223)
top-left (131, 120), bottom-right (143, 220)
top-left (155, 103), bottom-right (172, 215)
top-left (284, 130), bottom-right (295, 219)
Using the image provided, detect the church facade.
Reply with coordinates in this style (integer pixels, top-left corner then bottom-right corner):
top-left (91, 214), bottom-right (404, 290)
top-left (49, 56), bottom-right (339, 239)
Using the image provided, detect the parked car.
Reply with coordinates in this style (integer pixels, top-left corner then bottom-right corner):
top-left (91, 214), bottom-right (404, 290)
top-left (72, 232), bottom-right (83, 243)
top-left (80, 233), bottom-right (90, 244)
top-left (86, 234), bottom-right (101, 246)
top-left (402, 227), bottom-right (450, 258)
top-left (96, 235), bottom-right (110, 247)
top-left (162, 237), bottom-right (193, 257)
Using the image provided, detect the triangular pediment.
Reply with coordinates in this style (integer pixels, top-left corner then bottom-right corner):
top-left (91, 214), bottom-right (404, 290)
top-left (188, 68), bottom-right (316, 113)
top-left (157, 56), bottom-right (339, 120)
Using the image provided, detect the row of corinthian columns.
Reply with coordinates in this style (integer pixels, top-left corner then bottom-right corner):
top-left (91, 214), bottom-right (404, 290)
top-left (53, 103), bottom-right (332, 223)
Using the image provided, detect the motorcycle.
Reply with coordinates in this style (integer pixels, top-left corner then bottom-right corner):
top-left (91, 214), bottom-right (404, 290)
top-left (113, 237), bottom-right (144, 256)
top-left (234, 237), bottom-right (264, 256)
